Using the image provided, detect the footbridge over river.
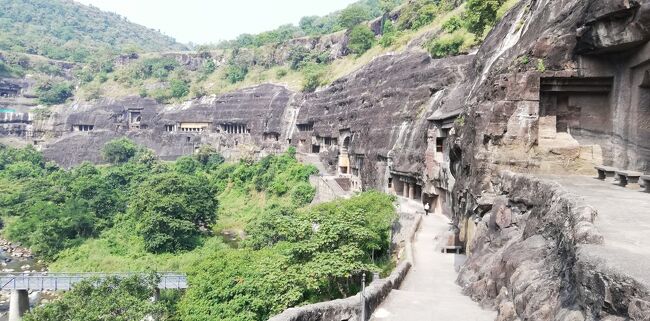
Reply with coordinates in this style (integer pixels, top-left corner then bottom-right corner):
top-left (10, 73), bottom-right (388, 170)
top-left (0, 272), bottom-right (187, 321)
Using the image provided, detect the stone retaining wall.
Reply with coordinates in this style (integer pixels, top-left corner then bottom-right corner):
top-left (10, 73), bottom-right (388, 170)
top-left (456, 171), bottom-right (614, 321)
top-left (268, 211), bottom-right (422, 321)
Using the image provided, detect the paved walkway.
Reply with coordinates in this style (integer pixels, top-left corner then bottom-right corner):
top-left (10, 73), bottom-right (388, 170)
top-left (540, 175), bottom-right (650, 287)
top-left (370, 199), bottom-right (496, 321)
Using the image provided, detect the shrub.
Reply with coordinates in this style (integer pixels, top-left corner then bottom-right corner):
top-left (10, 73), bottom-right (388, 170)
top-left (36, 80), bottom-right (74, 105)
top-left (288, 46), bottom-right (311, 70)
top-left (338, 4), bottom-right (371, 29)
top-left (169, 78), bottom-right (189, 98)
top-left (398, 0), bottom-right (441, 31)
top-left (291, 183), bottom-right (316, 206)
top-left (379, 20), bottom-right (398, 48)
top-left (463, 0), bottom-right (506, 36)
top-left (275, 68), bottom-right (288, 79)
top-left (428, 30), bottom-right (475, 58)
top-left (202, 59), bottom-right (216, 74)
top-left (348, 25), bottom-right (376, 56)
top-left (174, 156), bottom-right (200, 175)
top-left (536, 58), bottom-right (546, 72)
top-left (129, 172), bottom-right (217, 253)
top-left (23, 274), bottom-right (163, 321)
top-left (301, 63), bottom-right (327, 93)
top-left (102, 138), bottom-right (139, 164)
top-left (224, 63), bottom-right (248, 84)
top-left (442, 16), bottom-right (463, 33)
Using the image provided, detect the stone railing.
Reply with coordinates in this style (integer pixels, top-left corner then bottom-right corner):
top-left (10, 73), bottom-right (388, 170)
top-left (268, 214), bottom-right (422, 321)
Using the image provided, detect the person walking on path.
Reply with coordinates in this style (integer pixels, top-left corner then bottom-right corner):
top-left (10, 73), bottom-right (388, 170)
top-left (424, 202), bottom-right (430, 216)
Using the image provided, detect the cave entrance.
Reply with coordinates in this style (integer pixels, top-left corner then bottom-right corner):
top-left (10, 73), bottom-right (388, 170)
top-left (539, 77), bottom-right (614, 163)
top-left (338, 136), bottom-right (351, 175)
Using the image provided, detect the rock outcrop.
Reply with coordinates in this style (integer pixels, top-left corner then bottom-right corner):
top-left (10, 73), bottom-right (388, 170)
top-left (1, 0), bottom-right (650, 320)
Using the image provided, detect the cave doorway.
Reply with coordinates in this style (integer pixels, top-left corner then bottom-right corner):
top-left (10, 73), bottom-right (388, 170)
top-left (539, 77), bottom-right (614, 163)
top-left (338, 136), bottom-right (351, 175)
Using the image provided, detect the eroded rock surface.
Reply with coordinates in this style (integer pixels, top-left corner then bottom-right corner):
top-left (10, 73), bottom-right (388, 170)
top-left (1, 0), bottom-right (650, 320)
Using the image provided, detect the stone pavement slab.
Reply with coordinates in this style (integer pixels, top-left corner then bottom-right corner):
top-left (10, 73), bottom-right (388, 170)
top-left (540, 175), bottom-right (650, 287)
top-left (370, 199), bottom-right (496, 321)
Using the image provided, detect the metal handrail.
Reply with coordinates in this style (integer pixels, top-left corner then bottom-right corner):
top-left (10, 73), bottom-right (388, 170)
top-left (0, 272), bottom-right (187, 291)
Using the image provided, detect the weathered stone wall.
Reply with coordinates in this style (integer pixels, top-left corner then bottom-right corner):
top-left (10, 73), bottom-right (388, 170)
top-left (292, 52), bottom-right (473, 189)
top-left (268, 261), bottom-right (411, 321)
top-left (32, 84), bottom-right (295, 167)
top-left (456, 171), bottom-right (617, 321)
top-left (449, 1), bottom-right (650, 320)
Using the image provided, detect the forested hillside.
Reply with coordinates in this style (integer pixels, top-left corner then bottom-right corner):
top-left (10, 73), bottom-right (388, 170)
top-left (0, 142), bottom-right (397, 320)
top-left (0, 0), bottom-right (187, 62)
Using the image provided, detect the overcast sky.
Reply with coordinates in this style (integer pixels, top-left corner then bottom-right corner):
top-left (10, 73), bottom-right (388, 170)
top-left (74, 0), bottom-right (358, 45)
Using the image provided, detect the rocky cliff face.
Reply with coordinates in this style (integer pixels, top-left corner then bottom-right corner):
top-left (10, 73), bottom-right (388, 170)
top-left (1, 0), bottom-right (650, 320)
top-left (25, 84), bottom-right (295, 167)
top-left (449, 0), bottom-right (650, 320)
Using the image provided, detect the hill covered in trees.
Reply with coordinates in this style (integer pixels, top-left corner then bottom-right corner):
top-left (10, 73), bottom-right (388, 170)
top-left (0, 0), bottom-right (187, 62)
top-left (0, 142), bottom-right (397, 320)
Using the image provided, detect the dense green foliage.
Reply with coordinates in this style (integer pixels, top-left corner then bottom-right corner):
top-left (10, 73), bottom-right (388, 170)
top-left (0, 0), bottom-right (185, 62)
top-left (217, 0), bottom-right (402, 49)
top-left (180, 191), bottom-right (396, 320)
top-left (102, 138), bottom-right (139, 164)
top-left (0, 141), bottom-right (221, 259)
top-left (348, 25), bottom-right (376, 56)
top-left (23, 274), bottom-right (169, 321)
top-left (131, 171), bottom-right (217, 253)
top-left (463, 0), bottom-right (507, 36)
top-left (1, 143), bottom-right (396, 321)
top-left (338, 4), bottom-right (374, 30)
top-left (397, 0), bottom-right (442, 31)
top-left (301, 63), bottom-right (328, 92)
top-left (35, 80), bottom-right (74, 105)
top-left (427, 30), bottom-right (475, 58)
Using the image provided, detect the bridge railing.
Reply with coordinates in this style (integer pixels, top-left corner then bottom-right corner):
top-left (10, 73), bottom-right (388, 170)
top-left (0, 272), bottom-right (187, 291)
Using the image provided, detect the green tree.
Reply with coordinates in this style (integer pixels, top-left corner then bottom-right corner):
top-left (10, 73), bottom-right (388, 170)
top-left (129, 172), bottom-right (217, 253)
top-left (348, 25), bottom-right (376, 55)
top-left (194, 145), bottom-right (224, 169)
top-left (169, 78), bottom-right (189, 98)
top-left (23, 274), bottom-right (164, 321)
top-left (36, 80), bottom-right (74, 105)
top-left (338, 4), bottom-right (371, 29)
top-left (291, 182), bottom-right (316, 206)
top-left (301, 63), bottom-right (327, 93)
top-left (102, 138), bottom-right (139, 164)
top-left (464, 0), bottom-right (506, 36)
top-left (224, 63), bottom-right (248, 84)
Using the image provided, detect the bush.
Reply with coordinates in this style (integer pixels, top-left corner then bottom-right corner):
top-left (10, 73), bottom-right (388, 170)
top-left (288, 46), bottom-right (311, 70)
top-left (338, 4), bottom-right (371, 29)
top-left (202, 59), bottom-right (216, 74)
top-left (275, 68), bottom-right (288, 79)
top-left (129, 172), bottom-right (217, 253)
top-left (36, 80), bottom-right (74, 105)
top-left (291, 183), bottom-right (316, 206)
top-left (301, 63), bottom-right (327, 93)
top-left (23, 274), bottom-right (164, 321)
top-left (169, 78), bottom-right (190, 98)
top-left (102, 138), bottom-right (139, 164)
top-left (398, 0), bottom-right (441, 31)
top-left (428, 30), bottom-right (475, 58)
top-left (463, 0), bottom-right (506, 36)
top-left (442, 16), bottom-right (463, 33)
top-left (174, 156), bottom-right (200, 175)
top-left (224, 63), bottom-right (248, 84)
top-left (194, 145), bottom-right (224, 169)
top-left (348, 25), bottom-right (375, 56)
